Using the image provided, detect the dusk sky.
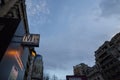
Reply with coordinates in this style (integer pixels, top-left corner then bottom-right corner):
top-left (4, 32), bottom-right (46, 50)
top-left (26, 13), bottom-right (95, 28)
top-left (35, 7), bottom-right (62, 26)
top-left (26, 0), bottom-right (120, 79)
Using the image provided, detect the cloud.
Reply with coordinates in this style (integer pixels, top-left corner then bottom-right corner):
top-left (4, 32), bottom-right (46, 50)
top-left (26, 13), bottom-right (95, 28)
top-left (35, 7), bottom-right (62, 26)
top-left (26, 0), bottom-right (50, 16)
top-left (26, 0), bottom-right (50, 29)
top-left (100, 0), bottom-right (120, 17)
top-left (26, 0), bottom-right (120, 79)
top-left (39, 10), bottom-right (120, 73)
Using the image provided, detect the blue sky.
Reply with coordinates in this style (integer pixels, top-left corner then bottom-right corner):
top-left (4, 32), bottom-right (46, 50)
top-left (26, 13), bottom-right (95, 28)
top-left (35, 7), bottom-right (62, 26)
top-left (26, 0), bottom-right (120, 79)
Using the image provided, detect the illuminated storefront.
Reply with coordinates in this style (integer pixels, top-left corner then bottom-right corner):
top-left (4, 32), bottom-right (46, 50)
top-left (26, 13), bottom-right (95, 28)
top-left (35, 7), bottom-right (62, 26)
top-left (0, 17), bottom-right (30, 80)
top-left (0, 0), bottom-right (41, 80)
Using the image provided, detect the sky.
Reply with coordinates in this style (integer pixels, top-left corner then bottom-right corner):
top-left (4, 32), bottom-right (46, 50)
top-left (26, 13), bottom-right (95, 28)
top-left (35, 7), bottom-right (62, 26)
top-left (26, 0), bottom-right (120, 79)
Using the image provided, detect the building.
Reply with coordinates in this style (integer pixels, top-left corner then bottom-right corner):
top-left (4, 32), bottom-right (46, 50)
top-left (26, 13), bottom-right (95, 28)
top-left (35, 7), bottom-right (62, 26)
top-left (73, 63), bottom-right (104, 80)
top-left (73, 33), bottom-right (120, 80)
top-left (86, 65), bottom-right (104, 80)
top-left (0, 0), bottom-right (40, 80)
top-left (73, 63), bottom-right (89, 76)
top-left (31, 54), bottom-right (43, 80)
top-left (95, 32), bottom-right (120, 80)
top-left (26, 48), bottom-right (37, 80)
top-left (0, 17), bottom-right (30, 80)
top-left (0, 0), bottom-right (29, 62)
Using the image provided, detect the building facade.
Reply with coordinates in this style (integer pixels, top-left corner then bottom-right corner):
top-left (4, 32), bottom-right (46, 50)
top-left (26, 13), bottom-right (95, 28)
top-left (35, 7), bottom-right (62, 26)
top-left (86, 65), bottom-right (104, 80)
top-left (0, 0), bottom-right (29, 61)
top-left (73, 63), bottom-right (104, 80)
top-left (0, 0), bottom-right (35, 80)
top-left (95, 33), bottom-right (120, 80)
top-left (73, 63), bottom-right (89, 76)
top-left (73, 33), bottom-right (120, 80)
top-left (31, 54), bottom-right (43, 80)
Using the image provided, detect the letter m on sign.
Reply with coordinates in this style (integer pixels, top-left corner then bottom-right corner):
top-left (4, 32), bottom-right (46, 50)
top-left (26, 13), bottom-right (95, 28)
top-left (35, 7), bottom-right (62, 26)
top-left (22, 34), bottom-right (32, 42)
top-left (22, 34), bottom-right (40, 47)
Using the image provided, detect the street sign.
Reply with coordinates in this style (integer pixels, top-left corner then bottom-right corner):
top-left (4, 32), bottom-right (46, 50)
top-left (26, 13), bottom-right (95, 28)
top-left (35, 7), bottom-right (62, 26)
top-left (22, 34), bottom-right (40, 47)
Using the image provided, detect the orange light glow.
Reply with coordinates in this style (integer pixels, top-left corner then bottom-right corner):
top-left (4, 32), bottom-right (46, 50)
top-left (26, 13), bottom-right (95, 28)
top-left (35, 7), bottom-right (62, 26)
top-left (7, 49), bottom-right (17, 56)
top-left (32, 51), bottom-right (36, 57)
top-left (7, 49), bottom-right (23, 70)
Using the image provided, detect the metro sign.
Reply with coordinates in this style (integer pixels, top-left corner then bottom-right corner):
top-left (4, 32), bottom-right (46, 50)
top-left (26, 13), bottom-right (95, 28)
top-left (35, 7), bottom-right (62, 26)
top-left (22, 34), bottom-right (40, 47)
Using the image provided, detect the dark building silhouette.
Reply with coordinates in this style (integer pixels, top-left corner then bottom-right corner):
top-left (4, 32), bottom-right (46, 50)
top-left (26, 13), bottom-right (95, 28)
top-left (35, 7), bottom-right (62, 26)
top-left (73, 63), bottom-right (104, 80)
top-left (73, 33), bottom-right (120, 80)
top-left (74, 33), bottom-right (120, 80)
top-left (95, 33), bottom-right (120, 80)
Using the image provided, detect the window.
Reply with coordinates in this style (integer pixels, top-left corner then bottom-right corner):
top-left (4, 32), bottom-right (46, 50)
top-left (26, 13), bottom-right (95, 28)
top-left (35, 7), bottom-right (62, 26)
top-left (0, 0), bottom-right (5, 6)
top-left (97, 77), bottom-right (100, 80)
top-left (5, 12), bottom-right (14, 18)
top-left (118, 57), bottom-right (120, 61)
top-left (0, 24), bottom-right (5, 31)
top-left (9, 12), bottom-right (14, 17)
